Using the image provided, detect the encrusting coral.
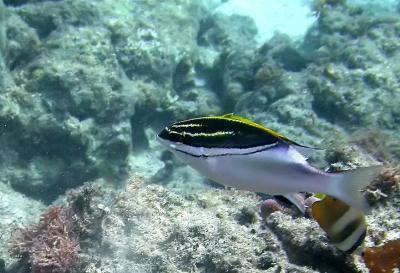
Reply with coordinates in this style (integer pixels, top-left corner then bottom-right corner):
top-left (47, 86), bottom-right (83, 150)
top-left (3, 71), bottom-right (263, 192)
top-left (362, 239), bottom-right (400, 273)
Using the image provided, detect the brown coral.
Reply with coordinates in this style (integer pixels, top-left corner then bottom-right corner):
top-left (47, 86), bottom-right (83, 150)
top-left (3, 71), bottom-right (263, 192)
top-left (9, 207), bottom-right (80, 273)
top-left (363, 239), bottom-right (400, 273)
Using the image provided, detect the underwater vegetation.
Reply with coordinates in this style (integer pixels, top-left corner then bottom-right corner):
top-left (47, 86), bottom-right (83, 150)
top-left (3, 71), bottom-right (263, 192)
top-left (8, 184), bottom-right (109, 273)
top-left (9, 207), bottom-right (80, 273)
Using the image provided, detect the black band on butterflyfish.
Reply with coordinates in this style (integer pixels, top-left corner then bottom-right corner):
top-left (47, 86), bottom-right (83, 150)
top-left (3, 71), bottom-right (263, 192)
top-left (346, 229), bottom-right (367, 253)
top-left (159, 117), bottom-right (280, 149)
top-left (330, 218), bottom-right (364, 244)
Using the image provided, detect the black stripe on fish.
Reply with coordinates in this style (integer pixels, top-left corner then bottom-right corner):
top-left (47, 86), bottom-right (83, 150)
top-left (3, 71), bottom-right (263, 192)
top-left (346, 229), bottom-right (366, 254)
top-left (159, 117), bottom-right (280, 149)
top-left (330, 217), bottom-right (364, 243)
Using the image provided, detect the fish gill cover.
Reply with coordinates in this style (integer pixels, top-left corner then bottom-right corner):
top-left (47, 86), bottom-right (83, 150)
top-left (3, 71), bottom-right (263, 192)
top-left (0, 0), bottom-right (399, 272)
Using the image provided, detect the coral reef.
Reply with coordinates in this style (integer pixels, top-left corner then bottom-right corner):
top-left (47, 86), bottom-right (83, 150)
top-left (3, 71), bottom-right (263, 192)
top-left (73, 179), bottom-right (329, 273)
top-left (350, 129), bottom-right (400, 163)
top-left (0, 0), bottom-right (5, 55)
top-left (214, 1), bottom-right (400, 157)
top-left (0, 1), bottom-right (400, 273)
top-left (1, 0), bottom-right (399, 199)
top-left (0, 0), bottom-right (221, 200)
top-left (5, 170), bottom-right (400, 273)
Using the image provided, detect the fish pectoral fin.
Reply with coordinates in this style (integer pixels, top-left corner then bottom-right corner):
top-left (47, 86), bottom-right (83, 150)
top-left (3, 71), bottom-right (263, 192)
top-left (280, 193), bottom-right (306, 214)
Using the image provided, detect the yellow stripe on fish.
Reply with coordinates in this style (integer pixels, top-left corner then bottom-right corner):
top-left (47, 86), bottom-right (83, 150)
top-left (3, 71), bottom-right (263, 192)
top-left (220, 114), bottom-right (307, 147)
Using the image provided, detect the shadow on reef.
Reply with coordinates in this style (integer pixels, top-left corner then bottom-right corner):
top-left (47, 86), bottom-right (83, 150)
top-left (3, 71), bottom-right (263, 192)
top-left (3, 0), bottom-right (29, 7)
top-left (269, 226), bottom-right (357, 273)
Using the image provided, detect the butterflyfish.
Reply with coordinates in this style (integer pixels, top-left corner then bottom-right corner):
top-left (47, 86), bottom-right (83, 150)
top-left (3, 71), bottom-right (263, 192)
top-left (158, 114), bottom-right (381, 212)
top-left (310, 195), bottom-right (366, 252)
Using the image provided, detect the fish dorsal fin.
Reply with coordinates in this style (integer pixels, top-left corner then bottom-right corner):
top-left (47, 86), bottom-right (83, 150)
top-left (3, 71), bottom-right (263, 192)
top-left (221, 113), bottom-right (292, 141)
top-left (221, 113), bottom-right (319, 157)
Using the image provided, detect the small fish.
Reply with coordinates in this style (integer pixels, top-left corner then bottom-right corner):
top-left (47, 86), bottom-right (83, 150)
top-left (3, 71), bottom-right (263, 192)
top-left (158, 114), bottom-right (381, 212)
top-left (310, 195), bottom-right (366, 252)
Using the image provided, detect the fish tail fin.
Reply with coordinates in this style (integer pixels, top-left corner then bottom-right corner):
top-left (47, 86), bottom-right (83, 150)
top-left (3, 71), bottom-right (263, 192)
top-left (332, 166), bottom-right (382, 213)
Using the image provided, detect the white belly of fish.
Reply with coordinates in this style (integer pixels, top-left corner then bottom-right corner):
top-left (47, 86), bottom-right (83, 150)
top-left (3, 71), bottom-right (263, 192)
top-left (172, 144), bottom-right (330, 195)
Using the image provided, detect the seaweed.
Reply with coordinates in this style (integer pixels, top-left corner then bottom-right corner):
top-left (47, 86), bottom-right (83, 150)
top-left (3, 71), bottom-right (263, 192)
top-left (9, 207), bottom-right (80, 273)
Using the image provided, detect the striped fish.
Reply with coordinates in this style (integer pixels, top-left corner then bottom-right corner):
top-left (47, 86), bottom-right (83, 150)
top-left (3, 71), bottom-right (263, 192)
top-left (311, 195), bottom-right (366, 253)
top-left (158, 114), bottom-right (381, 212)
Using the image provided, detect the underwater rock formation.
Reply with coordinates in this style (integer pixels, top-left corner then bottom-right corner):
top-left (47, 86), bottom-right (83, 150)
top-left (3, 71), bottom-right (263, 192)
top-left (3, 180), bottom-right (348, 273)
top-left (228, 2), bottom-right (400, 154)
top-left (0, 0), bottom-right (221, 200)
top-left (7, 173), bottom-right (399, 273)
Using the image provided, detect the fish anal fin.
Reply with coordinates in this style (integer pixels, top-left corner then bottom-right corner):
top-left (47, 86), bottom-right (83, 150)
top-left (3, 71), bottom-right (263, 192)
top-left (281, 193), bottom-right (306, 214)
